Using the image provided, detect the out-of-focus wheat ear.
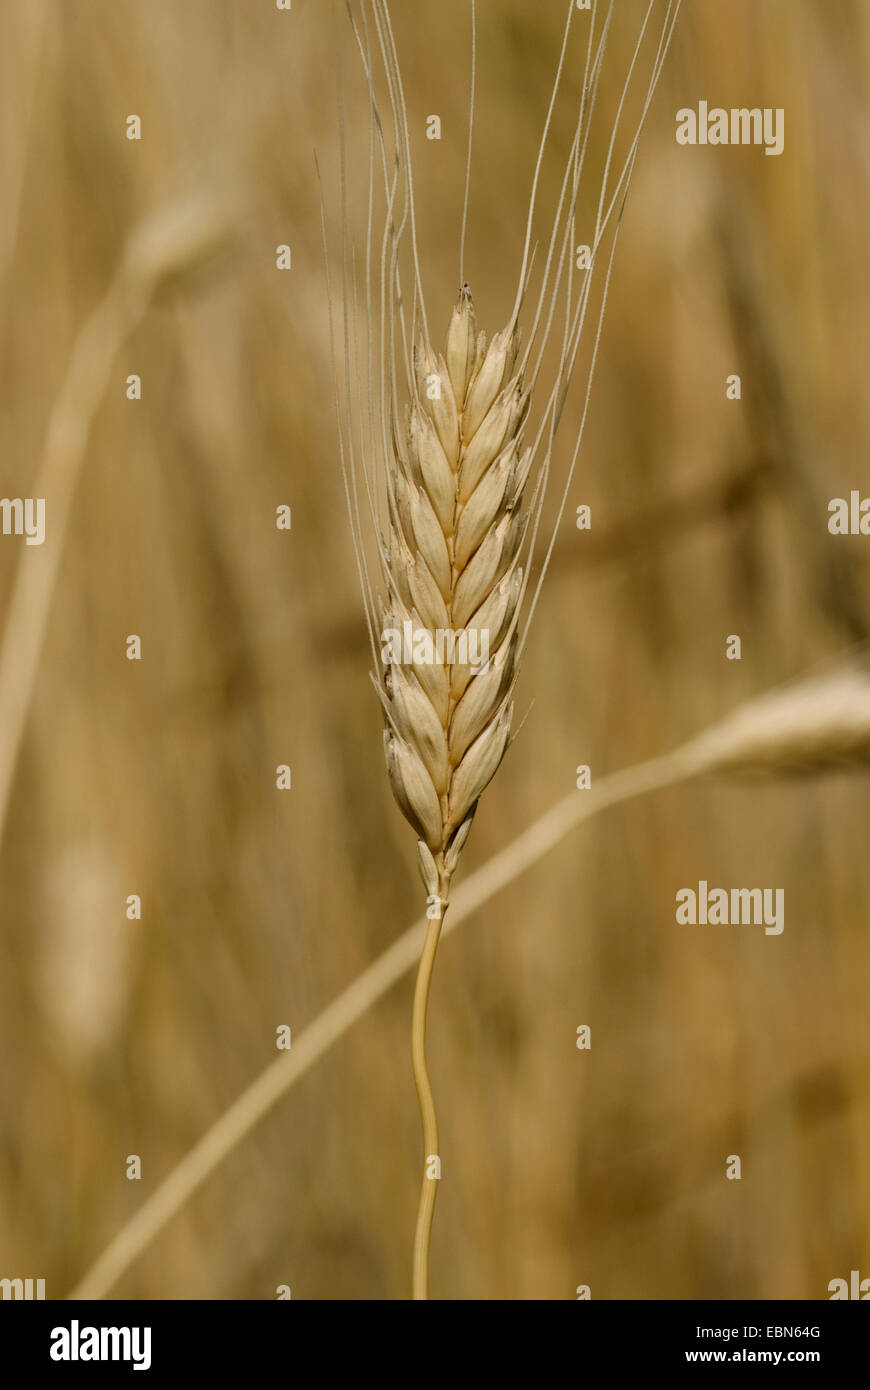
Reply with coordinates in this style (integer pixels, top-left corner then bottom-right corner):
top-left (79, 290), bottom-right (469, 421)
top-left (684, 668), bottom-right (870, 776)
top-left (0, 188), bottom-right (234, 857)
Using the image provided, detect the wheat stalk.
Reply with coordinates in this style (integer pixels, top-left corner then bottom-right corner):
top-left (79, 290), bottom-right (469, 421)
top-left (332, 0), bottom-right (682, 1298)
top-left (379, 290), bottom-right (529, 1295)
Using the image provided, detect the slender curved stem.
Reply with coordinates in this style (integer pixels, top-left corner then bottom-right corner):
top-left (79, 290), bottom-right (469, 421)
top-left (411, 868), bottom-right (450, 1299)
top-left (68, 748), bottom-right (689, 1300)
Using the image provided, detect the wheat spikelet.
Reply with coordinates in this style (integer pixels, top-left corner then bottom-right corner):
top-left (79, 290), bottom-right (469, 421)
top-left (379, 287), bottom-right (530, 905)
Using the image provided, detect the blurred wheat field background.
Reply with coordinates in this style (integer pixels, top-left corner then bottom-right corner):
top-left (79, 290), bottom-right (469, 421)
top-left (1, 0), bottom-right (869, 1300)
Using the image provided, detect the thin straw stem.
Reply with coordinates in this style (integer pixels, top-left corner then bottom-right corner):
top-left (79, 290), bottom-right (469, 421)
top-left (411, 900), bottom-right (446, 1300)
top-left (67, 744), bottom-right (691, 1300)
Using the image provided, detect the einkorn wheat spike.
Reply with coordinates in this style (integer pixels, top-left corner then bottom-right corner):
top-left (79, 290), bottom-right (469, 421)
top-left (381, 289), bottom-right (529, 907)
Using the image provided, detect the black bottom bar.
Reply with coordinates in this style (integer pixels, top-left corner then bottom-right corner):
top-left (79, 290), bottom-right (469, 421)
top-left (0, 1299), bottom-right (865, 1375)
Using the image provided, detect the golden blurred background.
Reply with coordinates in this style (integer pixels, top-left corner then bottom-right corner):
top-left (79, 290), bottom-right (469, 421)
top-left (1, 0), bottom-right (869, 1300)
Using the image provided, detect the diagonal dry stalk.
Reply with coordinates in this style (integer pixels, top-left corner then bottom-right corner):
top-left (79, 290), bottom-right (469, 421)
top-left (331, 0), bottom-right (682, 1297)
top-left (66, 660), bottom-right (870, 1300)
